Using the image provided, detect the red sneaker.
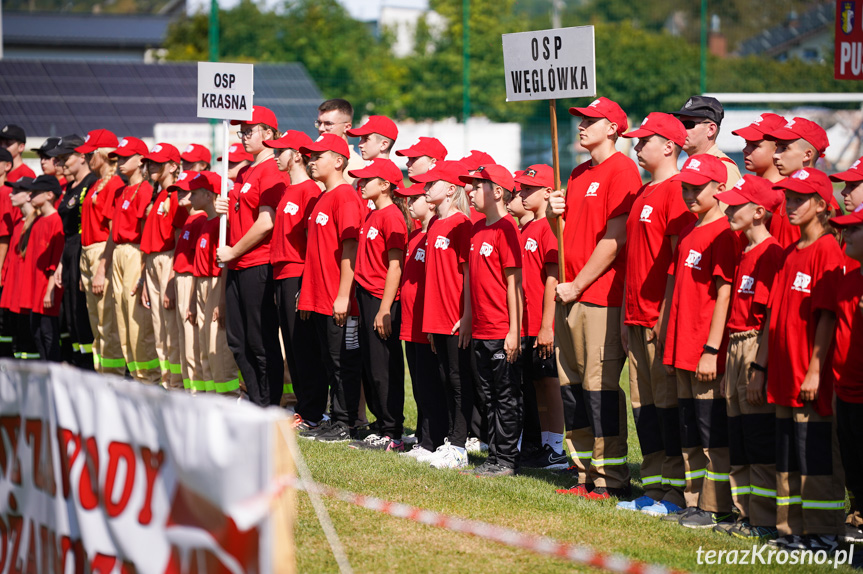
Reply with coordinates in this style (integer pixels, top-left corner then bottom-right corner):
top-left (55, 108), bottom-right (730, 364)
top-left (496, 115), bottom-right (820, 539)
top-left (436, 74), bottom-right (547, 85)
top-left (556, 483), bottom-right (592, 497)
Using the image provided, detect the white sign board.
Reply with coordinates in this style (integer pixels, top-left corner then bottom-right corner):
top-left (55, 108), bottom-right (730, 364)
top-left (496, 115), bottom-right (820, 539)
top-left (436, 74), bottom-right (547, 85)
top-left (502, 26), bottom-right (596, 102)
top-left (197, 61), bottom-right (255, 122)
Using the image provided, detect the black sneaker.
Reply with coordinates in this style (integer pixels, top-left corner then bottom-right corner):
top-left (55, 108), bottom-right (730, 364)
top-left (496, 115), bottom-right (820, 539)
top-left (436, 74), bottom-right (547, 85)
top-left (843, 524), bottom-right (863, 544)
top-left (661, 506), bottom-right (698, 522)
top-left (521, 445), bottom-right (570, 470)
top-left (472, 461), bottom-right (516, 478)
top-left (299, 419), bottom-right (332, 440)
top-left (804, 534), bottom-right (839, 554)
top-left (680, 509), bottom-right (734, 529)
top-left (315, 421), bottom-right (355, 443)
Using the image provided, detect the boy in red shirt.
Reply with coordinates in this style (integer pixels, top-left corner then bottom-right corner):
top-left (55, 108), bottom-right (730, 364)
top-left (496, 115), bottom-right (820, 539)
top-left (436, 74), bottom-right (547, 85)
top-left (0, 124), bottom-right (36, 183)
top-left (297, 134), bottom-right (365, 442)
top-left (23, 176), bottom-right (65, 362)
top-left (396, 137), bottom-right (448, 180)
top-left (512, 165), bottom-right (566, 470)
top-left (460, 165), bottom-right (523, 477)
top-left (756, 168), bottom-right (846, 552)
top-left (108, 137), bottom-right (160, 384)
top-left (732, 113), bottom-right (796, 248)
top-left (548, 97), bottom-right (641, 500)
top-left (618, 113), bottom-right (694, 514)
top-left (264, 130), bottom-right (327, 426)
top-left (714, 176), bottom-right (785, 540)
top-left (663, 154), bottom-right (742, 528)
top-left (828, 205), bottom-right (863, 544)
top-left (347, 116), bottom-right (398, 162)
top-left (190, 171), bottom-right (241, 395)
top-left (349, 159), bottom-right (410, 451)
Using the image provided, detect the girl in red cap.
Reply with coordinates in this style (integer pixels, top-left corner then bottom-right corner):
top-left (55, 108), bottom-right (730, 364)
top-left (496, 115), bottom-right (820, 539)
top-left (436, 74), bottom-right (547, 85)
top-left (77, 130), bottom-right (125, 375)
top-left (140, 143), bottom-right (187, 388)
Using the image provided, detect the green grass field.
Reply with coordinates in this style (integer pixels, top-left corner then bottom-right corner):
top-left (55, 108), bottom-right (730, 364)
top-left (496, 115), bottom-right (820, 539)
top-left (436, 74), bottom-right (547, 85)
top-left (293, 363), bottom-right (857, 573)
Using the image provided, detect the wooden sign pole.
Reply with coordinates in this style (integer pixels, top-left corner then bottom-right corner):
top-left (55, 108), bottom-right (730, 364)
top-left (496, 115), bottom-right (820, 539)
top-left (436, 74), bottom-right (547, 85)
top-left (549, 99), bottom-right (566, 284)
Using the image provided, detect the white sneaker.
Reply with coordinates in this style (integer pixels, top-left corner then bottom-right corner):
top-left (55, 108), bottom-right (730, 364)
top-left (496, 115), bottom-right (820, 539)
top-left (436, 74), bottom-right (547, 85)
top-left (465, 437), bottom-right (488, 454)
top-left (430, 445), bottom-right (468, 469)
top-left (418, 442), bottom-right (450, 463)
top-left (400, 445), bottom-right (433, 459)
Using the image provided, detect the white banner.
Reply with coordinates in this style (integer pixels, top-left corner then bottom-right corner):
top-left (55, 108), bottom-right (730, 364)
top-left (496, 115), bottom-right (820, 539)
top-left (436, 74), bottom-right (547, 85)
top-left (0, 361), bottom-right (294, 573)
top-left (502, 26), bottom-right (596, 102)
top-left (197, 62), bottom-right (255, 122)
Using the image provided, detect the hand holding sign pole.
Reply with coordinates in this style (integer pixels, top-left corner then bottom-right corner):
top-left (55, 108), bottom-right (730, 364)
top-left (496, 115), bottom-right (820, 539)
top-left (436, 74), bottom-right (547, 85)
top-left (197, 62), bottom-right (254, 259)
top-left (502, 26), bottom-right (595, 283)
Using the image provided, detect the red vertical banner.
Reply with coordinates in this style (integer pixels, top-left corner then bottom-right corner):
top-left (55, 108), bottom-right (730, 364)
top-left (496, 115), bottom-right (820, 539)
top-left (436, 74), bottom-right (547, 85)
top-left (836, 0), bottom-right (863, 79)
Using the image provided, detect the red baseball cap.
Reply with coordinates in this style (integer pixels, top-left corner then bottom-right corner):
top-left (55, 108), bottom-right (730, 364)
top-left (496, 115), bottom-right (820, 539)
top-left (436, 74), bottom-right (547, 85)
top-left (459, 150), bottom-right (496, 171)
top-left (459, 164), bottom-right (515, 192)
top-left (715, 174), bottom-right (783, 212)
top-left (396, 137), bottom-right (448, 161)
top-left (299, 133), bottom-right (350, 159)
top-left (514, 164), bottom-right (554, 188)
top-left (396, 182), bottom-right (427, 197)
top-left (110, 137), bottom-right (149, 158)
top-left (622, 112), bottom-right (686, 147)
top-left (180, 143), bottom-right (211, 164)
top-left (145, 143), bottom-right (181, 164)
top-left (264, 130), bottom-right (313, 151)
top-left (229, 105), bottom-right (278, 129)
top-left (348, 158), bottom-right (403, 189)
top-left (409, 160), bottom-right (466, 186)
top-left (167, 170), bottom-right (195, 192)
top-left (671, 154), bottom-right (727, 186)
top-left (346, 115), bottom-right (398, 141)
top-left (217, 144), bottom-right (254, 163)
top-left (765, 117), bottom-right (829, 155)
top-left (187, 170), bottom-right (222, 194)
top-left (75, 129), bottom-right (118, 153)
top-left (731, 113), bottom-right (787, 141)
top-left (830, 203), bottom-right (863, 228)
top-left (569, 97), bottom-right (629, 135)
top-left (773, 168), bottom-right (835, 203)
top-left (830, 157), bottom-right (863, 183)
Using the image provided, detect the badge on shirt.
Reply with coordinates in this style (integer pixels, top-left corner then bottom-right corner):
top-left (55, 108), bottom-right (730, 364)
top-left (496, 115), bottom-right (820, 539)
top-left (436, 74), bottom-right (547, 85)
top-left (366, 227), bottom-right (379, 240)
top-left (122, 200), bottom-right (131, 210)
top-left (284, 202), bottom-right (299, 215)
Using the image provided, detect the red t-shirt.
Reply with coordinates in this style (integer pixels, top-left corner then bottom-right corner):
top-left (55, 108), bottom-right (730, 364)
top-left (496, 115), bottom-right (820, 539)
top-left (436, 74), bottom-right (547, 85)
top-left (767, 235), bottom-right (844, 414)
top-left (470, 207), bottom-right (485, 225)
top-left (356, 204), bottom-right (408, 299)
top-left (845, 244), bottom-right (861, 274)
top-left (81, 175), bottom-right (124, 246)
top-left (520, 218), bottom-right (558, 337)
top-left (297, 183), bottom-right (364, 316)
top-left (727, 237), bottom-right (784, 333)
top-left (767, 205), bottom-right (800, 249)
top-left (193, 217), bottom-right (221, 278)
top-left (111, 181), bottom-right (152, 245)
top-left (664, 218), bottom-right (741, 372)
top-left (141, 189), bottom-right (188, 254)
top-left (173, 212), bottom-right (207, 274)
top-left (624, 179), bottom-right (695, 327)
top-left (227, 159), bottom-right (285, 270)
top-left (469, 217), bottom-right (522, 340)
top-left (562, 152), bottom-right (641, 307)
top-left (422, 211), bottom-right (472, 335)
top-left (271, 179), bottom-right (320, 280)
top-left (832, 269), bottom-right (863, 403)
top-left (7, 164), bottom-right (36, 183)
top-left (399, 229), bottom-right (429, 344)
top-left (23, 212), bottom-right (65, 316)
top-left (0, 185), bottom-right (19, 239)
top-left (0, 221), bottom-right (24, 312)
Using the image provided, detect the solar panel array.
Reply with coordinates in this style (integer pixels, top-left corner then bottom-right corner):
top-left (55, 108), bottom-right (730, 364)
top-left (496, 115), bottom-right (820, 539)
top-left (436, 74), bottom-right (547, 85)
top-left (0, 60), bottom-right (324, 138)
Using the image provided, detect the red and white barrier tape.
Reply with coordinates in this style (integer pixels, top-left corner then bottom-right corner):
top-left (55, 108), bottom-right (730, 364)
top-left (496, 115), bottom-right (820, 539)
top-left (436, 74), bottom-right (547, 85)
top-left (271, 475), bottom-right (688, 574)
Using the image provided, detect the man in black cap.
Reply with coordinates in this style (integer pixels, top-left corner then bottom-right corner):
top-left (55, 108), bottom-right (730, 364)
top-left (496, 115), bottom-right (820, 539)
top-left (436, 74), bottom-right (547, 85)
top-left (671, 96), bottom-right (740, 188)
top-left (0, 124), bottom-right (36, 183)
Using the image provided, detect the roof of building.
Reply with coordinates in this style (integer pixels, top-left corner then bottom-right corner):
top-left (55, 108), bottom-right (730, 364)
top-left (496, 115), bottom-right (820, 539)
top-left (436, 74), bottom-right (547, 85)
top-left (737, 2), bottom-right (833, 58)
top-left (0, 59), bottom-right (323, 138)
top-left (3, 12), bottom-right (172, 49)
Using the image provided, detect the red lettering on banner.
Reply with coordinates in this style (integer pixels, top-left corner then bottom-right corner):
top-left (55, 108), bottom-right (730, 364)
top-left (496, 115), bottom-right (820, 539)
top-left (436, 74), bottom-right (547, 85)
top-left (24, 520), bottom-right (37, 574)
top-left (24, 419), bottom-right (55, 496)
top-left (91, 553), bottom-right (116, 574)
top-left (104, 442), bottom-right (136, 518)
top-left (8, 515), bottom-right (22, 574)
top-left (0, 415), bottom-right (23, 484)
top-left (59, 536), bottom-right (85, 574)
top-left (57, 428), bottom-right (81, 499)
top-left (0, 516), bottom-right (6, 572)
top-left (139, 448), bottom-right (164, 525)
top-left (79, 437), bottom-right (99, 511)
top-left (39, 525), bottom-right (60, 574)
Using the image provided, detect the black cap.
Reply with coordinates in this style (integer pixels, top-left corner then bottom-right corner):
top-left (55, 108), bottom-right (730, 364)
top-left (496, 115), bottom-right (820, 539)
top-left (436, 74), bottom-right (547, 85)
top-left (32, 137), bottom-right (61, 157)
top-left (8, 177), bottom-right (34, 191)
top-left (671, 96), bottom-right (724, 125)
top-left (28, 175), bottom-right (62, 195)
top-left (0, 124), bottom-right (26, 143)
top-left (46, 134), bottom-right (85, 158)
top-left (0, 148), bottom-right (12, 163)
